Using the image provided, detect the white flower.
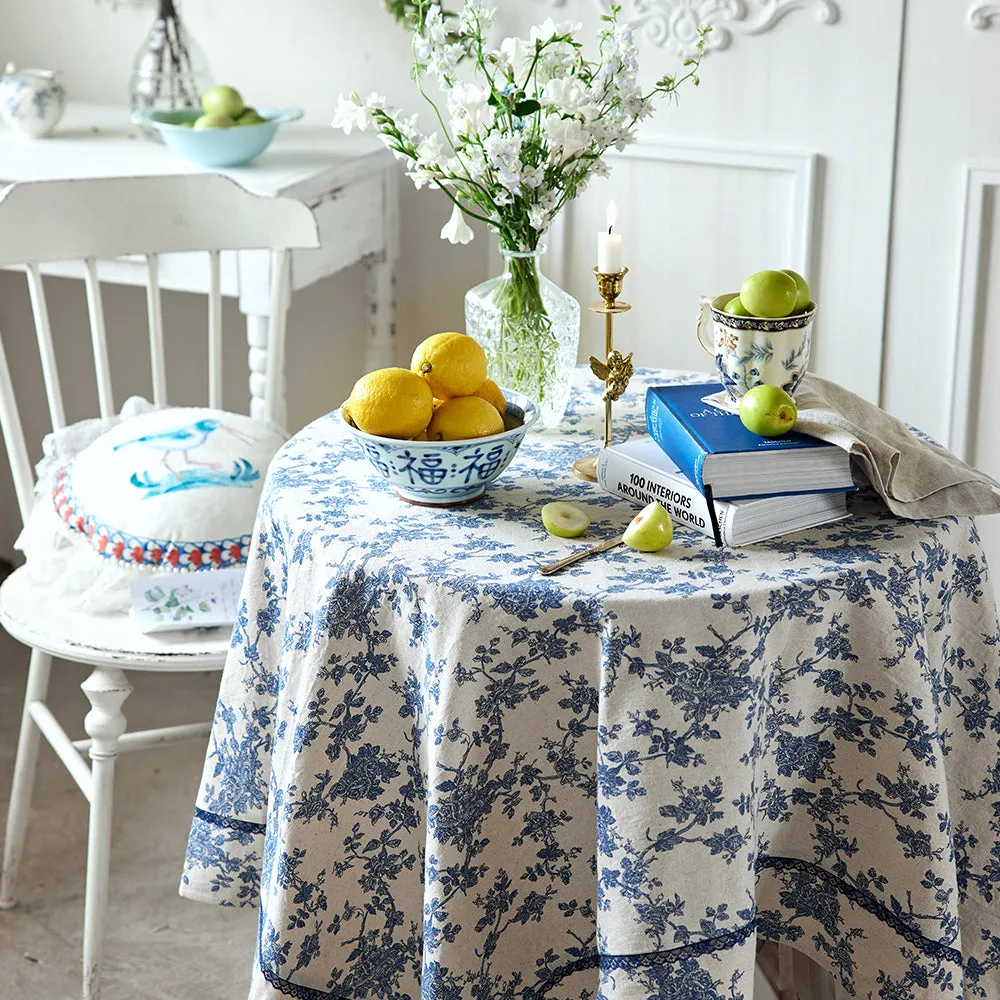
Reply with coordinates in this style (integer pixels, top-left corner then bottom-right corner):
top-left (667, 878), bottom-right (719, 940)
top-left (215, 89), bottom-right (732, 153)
top-left (331, 91), bottom-right (374, 134)
top-left (459, 0), bottom-right (494, 35)
top-left (448, 82), bottom-right (495, 137)
top-left (542, 78), bottom-right (589, 116)
top-left (417, 132), bottom-right (446, 168)
top-left (428, 43), bottom-right (464, 85)
top-left (458, 147), bottom-right (488, 182)
top-left (407, 164), bottom-right (442, 189)
top-left (483, 131), bottom-right (525, 193)
top-left (421, 4), bottom-right (448, 46)
top-left (530, 18), bottom-right (581, 44)
top-left (440, 204), bottom-right (475, 244)
top-left (543, 114), bottom-right (590, 162)
top-left (527, 204), bottom-right (549, 232)
top-left (521, 165), bottom-right (545, 189)
top-left (499, 36), bottom-right (535, 87)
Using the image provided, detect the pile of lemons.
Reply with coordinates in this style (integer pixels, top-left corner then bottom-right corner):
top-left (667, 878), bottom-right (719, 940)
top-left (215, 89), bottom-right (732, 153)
top-left (342, 333), bottom-right (510, 441)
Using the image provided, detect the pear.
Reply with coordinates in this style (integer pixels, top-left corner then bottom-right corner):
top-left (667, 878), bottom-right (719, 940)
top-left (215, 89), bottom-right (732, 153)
top-left (541, 502), bottom-right (591, 538)
top-left (622, 501), bottom-right (673, 552)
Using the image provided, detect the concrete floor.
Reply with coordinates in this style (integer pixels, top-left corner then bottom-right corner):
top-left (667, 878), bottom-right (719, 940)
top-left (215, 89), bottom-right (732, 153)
top-left (0, 627), bottom-right (257, 1000)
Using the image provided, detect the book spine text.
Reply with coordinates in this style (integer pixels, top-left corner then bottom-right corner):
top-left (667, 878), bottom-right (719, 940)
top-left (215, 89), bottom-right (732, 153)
top-left (645, 389), bottom-right (707, 490)
top-left (597, 448), bottom-right (731, 545)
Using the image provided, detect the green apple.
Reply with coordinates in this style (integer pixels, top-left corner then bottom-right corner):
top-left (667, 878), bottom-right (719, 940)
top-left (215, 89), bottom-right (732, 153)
top-left (200, 85), bottom-right (244, 120)
top-left (193, 113), bottom-right (235, 130)
top-left (780, 268), bottom-right (811, 312)
top-left (724, 296), bottom-right (751, 316)
top-left (622, 501), bottom-right (673, 552)
top-left (541, 501), bottom-right (591, 538)
top-left (236, 108), bottom-right (267, 126)
top-left (739, 269), bottom-right (798, 318)
top-left (739, 384), bottom-right (798, 437)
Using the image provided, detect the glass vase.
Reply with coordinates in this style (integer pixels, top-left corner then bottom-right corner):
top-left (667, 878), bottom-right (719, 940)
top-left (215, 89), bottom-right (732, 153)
top-left (129, 0), bottom-right (211, 132)
top-left (465, 245), bottom-right (581, 431)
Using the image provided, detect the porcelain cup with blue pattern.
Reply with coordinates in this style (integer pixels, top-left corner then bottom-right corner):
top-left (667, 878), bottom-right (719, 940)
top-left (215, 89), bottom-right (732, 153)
top-left (696, 292), bottom-right (816, 402)
top-left (0, 63), bottom-right (67, 138)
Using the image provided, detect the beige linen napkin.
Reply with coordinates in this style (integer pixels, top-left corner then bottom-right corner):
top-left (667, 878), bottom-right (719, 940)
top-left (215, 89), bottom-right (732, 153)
top-left (704, 374), bottom-right (1000, 520)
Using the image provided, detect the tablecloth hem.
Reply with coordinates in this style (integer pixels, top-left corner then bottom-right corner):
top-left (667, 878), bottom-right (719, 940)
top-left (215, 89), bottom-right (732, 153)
top-left (177, 882), bottom-right (257, 909)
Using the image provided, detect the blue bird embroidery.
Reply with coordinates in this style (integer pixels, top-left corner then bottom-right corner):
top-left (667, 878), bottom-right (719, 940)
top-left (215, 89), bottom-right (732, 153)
top-left (114, 418), bottom-right (253, 475)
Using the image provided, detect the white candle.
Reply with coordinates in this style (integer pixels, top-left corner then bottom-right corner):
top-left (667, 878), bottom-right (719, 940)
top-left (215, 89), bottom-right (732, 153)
top-left (597, 201), bottom-right (623, 274)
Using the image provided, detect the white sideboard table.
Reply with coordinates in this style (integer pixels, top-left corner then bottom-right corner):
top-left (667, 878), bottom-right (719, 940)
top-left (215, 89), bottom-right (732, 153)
top-left (0, 102), bottom-right (399, 420)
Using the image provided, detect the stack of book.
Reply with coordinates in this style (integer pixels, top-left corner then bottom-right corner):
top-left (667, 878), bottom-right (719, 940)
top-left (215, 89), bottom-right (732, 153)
top-left (597, 382), bottom-right (857, 547)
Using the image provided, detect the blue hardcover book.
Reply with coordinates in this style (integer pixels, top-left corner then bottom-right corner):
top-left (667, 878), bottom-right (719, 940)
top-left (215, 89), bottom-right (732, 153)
top-left (645, 382), bottom-right (856, 500)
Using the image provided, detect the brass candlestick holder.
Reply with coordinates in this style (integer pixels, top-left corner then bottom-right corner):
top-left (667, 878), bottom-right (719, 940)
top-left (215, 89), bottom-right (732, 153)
top-left (572, 267), bottom-right (634, 482)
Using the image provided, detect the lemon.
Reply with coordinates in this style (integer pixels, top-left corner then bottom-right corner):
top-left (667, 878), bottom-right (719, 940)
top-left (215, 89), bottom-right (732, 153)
top-left (411, 332), bottom-right (488, 399)
top-left (346, 367), bottom-right (434, 438)
top-left (427, 395), bottom-right (504, 441)
top-left (472, 378), bottom-right (506, 416)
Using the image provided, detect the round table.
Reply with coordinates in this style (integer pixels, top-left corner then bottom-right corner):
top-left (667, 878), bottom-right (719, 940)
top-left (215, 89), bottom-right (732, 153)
top-left (180, 368), bottom-right (1000, 1000)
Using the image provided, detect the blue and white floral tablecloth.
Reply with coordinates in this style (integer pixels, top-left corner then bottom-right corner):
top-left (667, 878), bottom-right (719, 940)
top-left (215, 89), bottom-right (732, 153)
top-left (181, 368), bottom-right (1000, 1000)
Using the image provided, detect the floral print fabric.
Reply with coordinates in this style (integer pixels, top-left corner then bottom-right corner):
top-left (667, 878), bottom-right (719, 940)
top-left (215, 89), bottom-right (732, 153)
top-left (181, 368), bottom-right (1000, 1000)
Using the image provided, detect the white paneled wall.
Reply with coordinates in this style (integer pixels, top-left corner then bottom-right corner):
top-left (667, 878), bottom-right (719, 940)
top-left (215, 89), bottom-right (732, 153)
top-left (563, 143), bottom-right (818, 378)
top-left (883, 0), bottom-right (1000, 587)
top-left (561, 0), bottom-right (904, 406)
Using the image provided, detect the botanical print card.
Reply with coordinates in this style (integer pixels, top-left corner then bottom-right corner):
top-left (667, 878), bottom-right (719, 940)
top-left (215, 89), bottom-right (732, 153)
top-left (130, 567), bottom-right (245, 633)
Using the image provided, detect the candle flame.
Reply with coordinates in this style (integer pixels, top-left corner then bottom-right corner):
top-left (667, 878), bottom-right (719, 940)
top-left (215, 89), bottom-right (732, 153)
top-left (606, 201), bottom-right (617, 234)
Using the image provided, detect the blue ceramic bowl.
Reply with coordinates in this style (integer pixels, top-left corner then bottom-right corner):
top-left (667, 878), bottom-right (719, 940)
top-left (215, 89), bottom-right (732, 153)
top-left (342, 388), bottom-right (539, 506)
top-left (131, 107), bottom-right (304, 168)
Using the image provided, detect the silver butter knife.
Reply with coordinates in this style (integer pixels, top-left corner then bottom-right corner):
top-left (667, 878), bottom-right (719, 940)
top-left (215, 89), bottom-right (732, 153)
top-left (539, 535), bottom-right (624, 576)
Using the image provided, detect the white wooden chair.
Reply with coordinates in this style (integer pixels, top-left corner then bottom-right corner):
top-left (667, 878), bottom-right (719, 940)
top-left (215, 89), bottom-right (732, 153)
top-left (0, 174), bottom-right (319, 1000)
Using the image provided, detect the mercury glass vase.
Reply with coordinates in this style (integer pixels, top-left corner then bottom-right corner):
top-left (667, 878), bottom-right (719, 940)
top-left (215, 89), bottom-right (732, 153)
top-left (465, 245), bottom-right (581, 431)
top-left (129, 0), bottom-right (211, 131)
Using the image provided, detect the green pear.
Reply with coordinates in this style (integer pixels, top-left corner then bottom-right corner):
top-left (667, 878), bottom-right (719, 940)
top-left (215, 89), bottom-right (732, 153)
top-left (780, 269), bottom-right (811, 312)
top-left (622, 501), bottom-right (673, 552)
top-left (541, 502), bottom-right (591, 538)
top-left (739, 384), bottom-right (798, 437)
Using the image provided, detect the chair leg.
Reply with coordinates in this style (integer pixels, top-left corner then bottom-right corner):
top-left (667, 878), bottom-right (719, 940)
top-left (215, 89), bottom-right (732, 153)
top-left (0, 647), bottom-right (53, 910)
top-left (80, 666), bottom-right (131, 1000)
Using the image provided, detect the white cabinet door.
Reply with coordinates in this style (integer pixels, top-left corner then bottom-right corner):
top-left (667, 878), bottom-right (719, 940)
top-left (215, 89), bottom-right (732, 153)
top-left (556, 1), bottom-right (904, 406)
top-left (882, 1), bottom-right (1000, 588)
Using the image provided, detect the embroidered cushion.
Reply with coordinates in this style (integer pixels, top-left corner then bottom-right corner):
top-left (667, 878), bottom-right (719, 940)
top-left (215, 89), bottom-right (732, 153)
top-left (52, 407), bottom-right (287, 571)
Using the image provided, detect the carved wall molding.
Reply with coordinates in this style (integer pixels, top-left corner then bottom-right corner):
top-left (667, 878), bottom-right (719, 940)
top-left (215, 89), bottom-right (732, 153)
top-left (969, 3), bottom-right (1000, 29)
top-left (603, 0), bottom-right (840, 58)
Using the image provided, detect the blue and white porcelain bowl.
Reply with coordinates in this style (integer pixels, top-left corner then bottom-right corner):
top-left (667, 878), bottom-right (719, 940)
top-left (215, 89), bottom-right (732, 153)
top-left (0, 64), bottom-right (66, 138)
top-left (342, 388), bottom-right (538, 506)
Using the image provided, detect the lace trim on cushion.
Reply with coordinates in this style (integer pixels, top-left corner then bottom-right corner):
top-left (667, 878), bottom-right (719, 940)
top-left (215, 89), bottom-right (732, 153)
top-left (53, 466), bottom-right (250, 571)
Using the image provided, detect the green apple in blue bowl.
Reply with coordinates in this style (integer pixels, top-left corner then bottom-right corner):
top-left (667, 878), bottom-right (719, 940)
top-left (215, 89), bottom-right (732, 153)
top-left (132, 104), bottom-right (304, 168)
top-left (200, 84), bottom-right (245, 120)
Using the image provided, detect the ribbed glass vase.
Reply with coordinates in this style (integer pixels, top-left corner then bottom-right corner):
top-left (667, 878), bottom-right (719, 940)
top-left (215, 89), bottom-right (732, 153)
top-left (464, 244), bottom-right (580, 431)
top-left (129, 0), bottom-right (211, 130)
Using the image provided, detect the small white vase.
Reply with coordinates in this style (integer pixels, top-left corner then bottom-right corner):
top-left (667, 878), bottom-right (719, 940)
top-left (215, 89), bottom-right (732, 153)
top-left (0, 63), bottom-right (67, 138)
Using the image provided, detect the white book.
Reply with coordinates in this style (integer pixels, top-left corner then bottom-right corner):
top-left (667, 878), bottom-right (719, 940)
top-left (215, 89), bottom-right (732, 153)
top-left (130, 567), bottom-right (245, 633)
top-left (597, 437), bottom-right (850, 547)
